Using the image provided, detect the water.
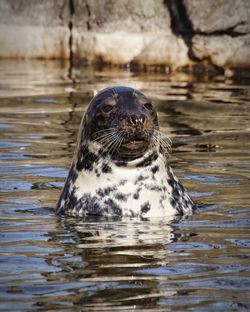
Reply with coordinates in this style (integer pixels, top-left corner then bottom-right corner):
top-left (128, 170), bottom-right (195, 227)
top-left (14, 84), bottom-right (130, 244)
top-left (0, 60), bottom-right (249, 311)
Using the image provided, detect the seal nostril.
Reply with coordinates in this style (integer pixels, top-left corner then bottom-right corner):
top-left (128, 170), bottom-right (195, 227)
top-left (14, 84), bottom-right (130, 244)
top-left (141, 114), bottom-right (146, 124)
top-left (130, 114), bottom-right (138, 125)
top-left (129, 114), bottom-right (146, 125)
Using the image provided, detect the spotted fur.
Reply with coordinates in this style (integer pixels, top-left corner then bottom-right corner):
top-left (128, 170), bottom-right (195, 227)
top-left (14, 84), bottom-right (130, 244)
top-left (56, 86), bottom-right (195, 218)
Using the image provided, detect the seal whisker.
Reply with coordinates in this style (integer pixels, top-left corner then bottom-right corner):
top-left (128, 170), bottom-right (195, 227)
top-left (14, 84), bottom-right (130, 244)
top-left (153, 129), bottom-right (172, 145)
top-left (97, 134), bottom-right (119, 153)
top-left (93, 130), bottom-right (122, 163)
top-left (110, 133), bottom-right (124, 157)
top-left (150, 130), bottom-right (172, 157)
top-left (101, 133), bottom-right (120, 153)
top-left (93, 128), bottom-right (117, 135)
top-left (93, 132), bottom-right (118, 145)
top-left (91, 130), bottom-right (121, 149)
top-left (75, 131), bottom-right (119, 168)
top-left (91, 128), bottom-right (118, 143)
top-left (104, 130), bottom-right (123, 156)
top-left (99, 130), bottom-right (124, 168)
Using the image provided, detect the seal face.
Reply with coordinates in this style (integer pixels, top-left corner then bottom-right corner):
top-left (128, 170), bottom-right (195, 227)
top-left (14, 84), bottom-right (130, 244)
top-left (56, 86), bottom-right (195, 218)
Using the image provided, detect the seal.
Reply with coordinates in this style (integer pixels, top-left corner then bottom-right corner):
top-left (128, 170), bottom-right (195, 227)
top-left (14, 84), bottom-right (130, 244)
top-left (56, 86), bottom-right (194, 218)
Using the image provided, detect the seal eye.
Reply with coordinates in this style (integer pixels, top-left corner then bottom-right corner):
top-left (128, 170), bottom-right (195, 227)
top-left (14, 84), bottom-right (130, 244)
top-left (102, 104), bottom-right (114, 113)
top-left (144, 103), bottom-right (153, 111)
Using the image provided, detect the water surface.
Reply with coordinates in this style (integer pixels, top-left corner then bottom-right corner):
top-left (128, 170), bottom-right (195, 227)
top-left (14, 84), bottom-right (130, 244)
top-left (0, 61), bottom-right (249, 311)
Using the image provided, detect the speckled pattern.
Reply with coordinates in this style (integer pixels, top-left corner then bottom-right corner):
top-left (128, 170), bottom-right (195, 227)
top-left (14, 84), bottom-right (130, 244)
top-left (56, 86), bottom-right (194, 218)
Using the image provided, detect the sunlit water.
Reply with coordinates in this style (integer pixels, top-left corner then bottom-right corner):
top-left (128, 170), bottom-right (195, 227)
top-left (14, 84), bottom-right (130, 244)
top-left (0, 61), bottom-right (249, 311)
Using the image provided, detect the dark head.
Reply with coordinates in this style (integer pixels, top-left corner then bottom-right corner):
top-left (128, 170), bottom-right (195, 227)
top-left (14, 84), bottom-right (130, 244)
top-left (81, 86), bottom-right (159, 160)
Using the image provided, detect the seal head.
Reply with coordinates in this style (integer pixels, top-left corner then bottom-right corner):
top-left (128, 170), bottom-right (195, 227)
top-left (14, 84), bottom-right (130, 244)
top-left (56, 86), bottom-right (194, 218)
top-left (80, 86), bottom-right (158, 161)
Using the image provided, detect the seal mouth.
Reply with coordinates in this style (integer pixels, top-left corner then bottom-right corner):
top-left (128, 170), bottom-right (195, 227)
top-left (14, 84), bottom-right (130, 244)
top-left (122, 138), bottom-right (146, 149)
top-left (117, 135), bottom-right (150, 159)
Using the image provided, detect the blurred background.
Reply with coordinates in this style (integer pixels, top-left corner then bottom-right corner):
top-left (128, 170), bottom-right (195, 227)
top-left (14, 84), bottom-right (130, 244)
top-left (0, 0), bottom-right (249, 73)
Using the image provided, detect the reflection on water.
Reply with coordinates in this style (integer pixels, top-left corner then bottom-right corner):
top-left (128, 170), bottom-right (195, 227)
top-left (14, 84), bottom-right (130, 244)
top-left (0, 60), bottom-right (249, 310)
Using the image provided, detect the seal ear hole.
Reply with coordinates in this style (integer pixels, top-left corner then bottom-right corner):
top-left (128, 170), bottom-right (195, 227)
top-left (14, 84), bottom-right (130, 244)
top-left (102, 104), bottom-right (114, 113)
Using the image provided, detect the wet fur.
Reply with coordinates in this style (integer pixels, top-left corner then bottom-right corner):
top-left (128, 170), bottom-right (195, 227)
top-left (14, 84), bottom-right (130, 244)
top-left (56, 86), bottom-right (194, 218)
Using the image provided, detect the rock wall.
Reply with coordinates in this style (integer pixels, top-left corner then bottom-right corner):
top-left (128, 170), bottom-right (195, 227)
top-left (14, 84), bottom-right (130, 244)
top-left (0, 0), bottom-right (70, 59)
top-left (184, 0), bottom-right (250, 68)
top-left (0, 0), bottom-right (249, 71)
top-left (72, 0), bottom-right (191, 68)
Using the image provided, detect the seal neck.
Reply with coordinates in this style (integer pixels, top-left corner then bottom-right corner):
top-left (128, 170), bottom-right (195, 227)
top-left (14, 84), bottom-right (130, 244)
top-left (112, 149), bottom-right (162, 168)
top-left (77, 141), bottom-right (166, 170)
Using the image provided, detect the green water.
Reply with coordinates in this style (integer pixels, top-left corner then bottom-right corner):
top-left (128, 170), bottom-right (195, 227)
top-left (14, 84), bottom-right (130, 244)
top-left (0, 60), bottom-right (249, 311)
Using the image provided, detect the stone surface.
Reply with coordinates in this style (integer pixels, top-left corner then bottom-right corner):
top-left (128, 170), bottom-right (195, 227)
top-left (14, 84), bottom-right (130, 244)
top-left (132, 35), bottom-right (192, 69)
top-left (0, 0), bottom-right (70, 59)
top-left (192, 34), bottom-right (250, 68)
top-left (73, 31), bottom-right (153, 64)
top-left (183, 0), bottom-right (250, 68)
top-left (73, 0), bottom-right (171, 32)
top-left (72, 0), bottom-right (192, 67)
top-left (0, 0), bottom-right (249, 69)
top-left (184, 0), bottom-right (250, 34)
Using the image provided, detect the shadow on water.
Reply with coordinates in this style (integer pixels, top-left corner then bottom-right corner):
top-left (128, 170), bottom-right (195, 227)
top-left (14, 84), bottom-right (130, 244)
top-left (0, 60), bottom-right (249, 310)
